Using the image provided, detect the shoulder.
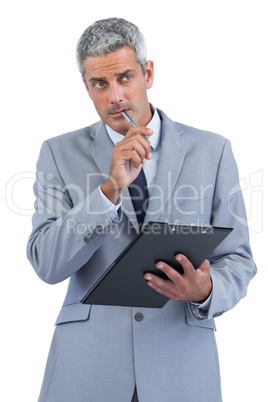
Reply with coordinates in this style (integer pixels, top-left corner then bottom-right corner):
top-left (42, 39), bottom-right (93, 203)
top-left (179, 122), bottom-right (227, 145)
top-left (45, 120), bottom-right (104, 149)
top-left (157, 108), bottom-right (228, 146)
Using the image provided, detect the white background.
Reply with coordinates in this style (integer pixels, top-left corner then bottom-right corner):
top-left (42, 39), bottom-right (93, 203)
top-left (1, 0), bottom-right (267, 401)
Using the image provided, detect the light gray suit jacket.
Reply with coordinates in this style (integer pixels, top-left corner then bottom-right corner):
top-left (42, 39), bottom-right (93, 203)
top-left (27, 109), bottom-right (256, 402)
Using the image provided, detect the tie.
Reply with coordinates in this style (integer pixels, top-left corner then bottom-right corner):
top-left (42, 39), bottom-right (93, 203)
top-left (128, 169), bottom-right (149, 229)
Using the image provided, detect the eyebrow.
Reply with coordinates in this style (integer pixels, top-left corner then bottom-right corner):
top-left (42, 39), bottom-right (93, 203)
top-left (88, 69), bottom-right (136, 83)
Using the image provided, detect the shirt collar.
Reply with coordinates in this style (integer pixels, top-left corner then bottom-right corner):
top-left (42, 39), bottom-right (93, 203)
top-left (105, 105), bottom-right (161, 151)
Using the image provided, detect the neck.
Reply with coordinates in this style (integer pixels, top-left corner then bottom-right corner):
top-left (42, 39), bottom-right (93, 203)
top-left (137, 102), bottom-right (153, 127)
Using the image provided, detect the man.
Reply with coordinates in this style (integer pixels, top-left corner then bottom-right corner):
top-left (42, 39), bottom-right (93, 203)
top-left (27, 18), bottom-right (256, 402)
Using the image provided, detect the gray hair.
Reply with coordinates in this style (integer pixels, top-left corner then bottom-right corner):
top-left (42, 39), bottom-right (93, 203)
top-left (76, 18), bottom-right (147, 76)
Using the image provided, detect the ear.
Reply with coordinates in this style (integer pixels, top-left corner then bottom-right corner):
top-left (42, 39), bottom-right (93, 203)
top-left (145, 60), bottom-right (154, 90)
top-left (82, 75), bottom-right (93, 100)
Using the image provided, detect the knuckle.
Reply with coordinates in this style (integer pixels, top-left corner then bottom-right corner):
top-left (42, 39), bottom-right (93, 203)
top-left (132, 137), bottom-right (139, 145)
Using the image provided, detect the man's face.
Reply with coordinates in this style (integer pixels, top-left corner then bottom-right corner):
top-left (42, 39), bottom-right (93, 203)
top-left (82, 46), bottom-right (154, 134)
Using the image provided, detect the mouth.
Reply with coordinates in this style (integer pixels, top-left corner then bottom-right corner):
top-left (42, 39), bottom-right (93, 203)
top-left (110, 111), bottom-right (124, 118)
top-left (109, 108), bottom-right (130, 119)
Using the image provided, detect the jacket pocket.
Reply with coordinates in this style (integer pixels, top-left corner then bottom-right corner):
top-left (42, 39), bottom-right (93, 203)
top-left (55, 303), bottom-right (92, 325)
top-left (184, 303), bottom-right (216, 330)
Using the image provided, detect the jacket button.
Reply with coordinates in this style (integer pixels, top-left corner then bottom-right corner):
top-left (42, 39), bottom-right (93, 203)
top-left (134, 313), bottom-right (144, 322)
top-left (213, 311), bottom-right (224, 318)
top-left (83, 236), bottom-right (90, 243)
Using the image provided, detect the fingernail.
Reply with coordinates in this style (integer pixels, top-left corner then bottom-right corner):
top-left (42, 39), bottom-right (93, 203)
top-left (157, 264), bottom-right (164, 269)
top-left (176, 256), bottom-right (183, 262)
top-left (146, 128), bottom-right (153, 133)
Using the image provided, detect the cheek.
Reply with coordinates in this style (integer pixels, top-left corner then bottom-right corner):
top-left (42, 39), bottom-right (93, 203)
top-left (128, 83), bottom-right (146, 104)
top-left (90, 94), bottom-right (105, 111)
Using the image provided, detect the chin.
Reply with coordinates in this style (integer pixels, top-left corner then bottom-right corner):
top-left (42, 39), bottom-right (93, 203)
top-left (108, 119), bottom-right (129, 135)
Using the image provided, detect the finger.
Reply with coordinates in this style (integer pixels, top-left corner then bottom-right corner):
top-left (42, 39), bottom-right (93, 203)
top-left (144, 273), bottom-right (179, 299)
top-left (154, 261), bottom-right (185, 283)
top-left (117, 135), bottom-right (152, 162)
top-left (115, 135), bottom-right (148, 164)
top-left (124, 127), bottom-right (153, 159)
top-left (196, 259), bottom-right (210, 273)
top-left (174, 254), bottom-right (196, 277)
top-left (130, 139), bottom-right (148, 164)
top-left (121, 149), bottom-right (145, 169)
top-left (137, 135), bottom-right (152, 160)
top-left (125, 126), bottom-right (154, 139)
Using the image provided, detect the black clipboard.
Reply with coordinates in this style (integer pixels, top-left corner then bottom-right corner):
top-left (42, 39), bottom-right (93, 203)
top-left (81, 222), bottom-right (232, 308)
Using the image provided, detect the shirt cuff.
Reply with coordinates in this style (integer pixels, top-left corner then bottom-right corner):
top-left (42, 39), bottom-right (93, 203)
top-left (189, 293), bottom-right (213, 320)
top-left (99, 186), bottom-right (122, 222)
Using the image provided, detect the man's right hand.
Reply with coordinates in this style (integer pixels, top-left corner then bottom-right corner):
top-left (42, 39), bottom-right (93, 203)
top-left (100, 126), bottom-right (153, 204)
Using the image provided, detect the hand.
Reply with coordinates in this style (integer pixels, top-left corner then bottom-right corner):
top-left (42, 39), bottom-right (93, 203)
top-left (101, 126), bottom-right (153, 203)
top-left (144, 254), bottom-right (212, 303)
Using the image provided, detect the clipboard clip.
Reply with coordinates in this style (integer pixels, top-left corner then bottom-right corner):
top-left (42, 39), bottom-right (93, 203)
top-left (170, 222), bottom-right (176, 232)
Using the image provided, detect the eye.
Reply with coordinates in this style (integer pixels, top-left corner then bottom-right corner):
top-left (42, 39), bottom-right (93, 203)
top-left (122, 75), bottom-right (132, 82)
top-left (93, 81), bottom-right (106, 88)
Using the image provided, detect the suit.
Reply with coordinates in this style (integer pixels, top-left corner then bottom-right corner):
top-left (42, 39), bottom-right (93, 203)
top-left (27, 109), bottom-right (256, 401)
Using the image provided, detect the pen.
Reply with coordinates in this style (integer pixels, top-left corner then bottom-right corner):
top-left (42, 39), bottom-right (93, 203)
top-left (122, 110), bottom-right (152, 147)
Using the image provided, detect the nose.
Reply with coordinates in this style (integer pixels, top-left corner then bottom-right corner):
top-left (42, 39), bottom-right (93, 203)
top-left (109, 83), bottom-right (123, 104)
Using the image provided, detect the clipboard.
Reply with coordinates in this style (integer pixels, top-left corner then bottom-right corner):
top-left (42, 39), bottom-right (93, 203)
top-left (81, 222), bottom-right (232, 308)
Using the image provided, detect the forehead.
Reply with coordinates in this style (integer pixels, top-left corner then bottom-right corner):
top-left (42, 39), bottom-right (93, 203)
top-left (82, 46), bottom-right (141, 79)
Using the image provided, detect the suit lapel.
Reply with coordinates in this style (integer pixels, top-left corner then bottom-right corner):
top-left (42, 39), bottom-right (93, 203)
top-left (144, 110), bottom-right (188, 225)
top-left (89, 122), bottom-right (114, 180)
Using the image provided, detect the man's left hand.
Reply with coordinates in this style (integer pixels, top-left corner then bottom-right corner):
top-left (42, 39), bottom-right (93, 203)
top-left (144, 254), bottom-right (212, 303)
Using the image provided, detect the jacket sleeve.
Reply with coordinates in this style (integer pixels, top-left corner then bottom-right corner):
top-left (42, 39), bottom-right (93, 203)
top-left (190, 139), bottom-right (257, 320)
top-left (26, 140), bottom-right (121, 285)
